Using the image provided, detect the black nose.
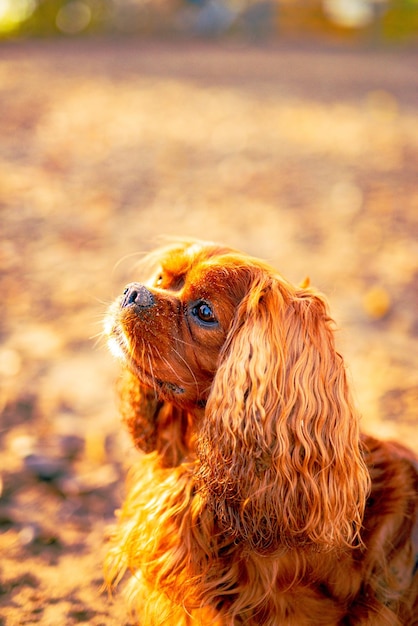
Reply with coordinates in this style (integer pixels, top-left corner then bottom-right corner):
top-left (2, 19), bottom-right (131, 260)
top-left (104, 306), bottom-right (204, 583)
top-left (121, 283), bottom-right (155, 309)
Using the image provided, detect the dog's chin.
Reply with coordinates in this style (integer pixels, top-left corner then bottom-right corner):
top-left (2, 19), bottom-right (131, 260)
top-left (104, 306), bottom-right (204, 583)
top-left (104, 311), bottom-right (124, 356)
top-left (105, 316), bottom-right (131, 364)
top-left (104, 309), bottom-right (135, 363)
top-left (107, 334), bottom-right (129, 362)
top-left (106, 332), bottom-right (145, 380)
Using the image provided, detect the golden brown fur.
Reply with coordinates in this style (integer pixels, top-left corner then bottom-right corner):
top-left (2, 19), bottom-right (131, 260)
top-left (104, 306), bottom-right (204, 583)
top-left (104, 239), bottom-right (418, 625)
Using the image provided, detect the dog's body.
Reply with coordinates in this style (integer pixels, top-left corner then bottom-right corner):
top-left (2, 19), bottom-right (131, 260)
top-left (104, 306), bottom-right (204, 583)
top-left (105, 240), bottom-right (417, 625)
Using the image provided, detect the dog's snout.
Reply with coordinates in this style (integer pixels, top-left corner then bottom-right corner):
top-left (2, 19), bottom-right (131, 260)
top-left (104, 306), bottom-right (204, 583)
top-left (121, 283), bottom-right (154, 309)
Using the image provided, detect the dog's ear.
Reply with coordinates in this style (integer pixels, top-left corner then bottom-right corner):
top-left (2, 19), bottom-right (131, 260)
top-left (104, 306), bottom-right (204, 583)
top-left (197, 276), bottom-right (370, 551)
top-left (118, 369), bottom-right (191, 466)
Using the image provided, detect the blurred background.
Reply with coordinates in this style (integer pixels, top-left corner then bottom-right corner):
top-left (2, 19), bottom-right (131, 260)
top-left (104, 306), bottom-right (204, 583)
top-left (0, 2), bottom-right (417, 624)
top-left (0, 0), bottom-right (418, 41)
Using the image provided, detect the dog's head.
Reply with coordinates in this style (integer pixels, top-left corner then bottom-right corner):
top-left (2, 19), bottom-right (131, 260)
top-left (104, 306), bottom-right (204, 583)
top-left (106, 240), bottom-right (258, 409)
top-left (105, 239), bottom-right (370, 550)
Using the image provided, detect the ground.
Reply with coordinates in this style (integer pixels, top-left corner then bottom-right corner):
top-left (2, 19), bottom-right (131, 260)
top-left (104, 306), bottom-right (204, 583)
top-left (0, 38), bottom-right (417, 626)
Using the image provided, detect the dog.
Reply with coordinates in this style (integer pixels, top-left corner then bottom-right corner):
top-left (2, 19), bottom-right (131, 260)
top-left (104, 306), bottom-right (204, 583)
top-left (104, 239), bottom-right (417, 625)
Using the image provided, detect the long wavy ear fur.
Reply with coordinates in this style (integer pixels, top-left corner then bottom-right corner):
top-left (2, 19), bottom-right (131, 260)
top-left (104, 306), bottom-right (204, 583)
top-left (197, 276), bottom-right (371, 551)
top-left (118, 369), bottom-right (191, 466)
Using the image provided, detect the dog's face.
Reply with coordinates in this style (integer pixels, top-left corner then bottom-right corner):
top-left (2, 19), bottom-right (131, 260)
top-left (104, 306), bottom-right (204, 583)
top-left (105, 241), bottom-right (258, 409)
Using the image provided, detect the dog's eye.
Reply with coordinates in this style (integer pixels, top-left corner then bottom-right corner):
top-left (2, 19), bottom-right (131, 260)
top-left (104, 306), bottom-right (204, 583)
top-left (155, 274), bottom-right (163, 286)
top-left (191, 302), bottom-right (218, 325)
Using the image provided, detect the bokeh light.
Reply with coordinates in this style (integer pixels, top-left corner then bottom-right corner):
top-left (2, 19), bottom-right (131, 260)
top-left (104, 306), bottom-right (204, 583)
top-left (0, 0), bottom-right (35, 33)
top-left (56, 1), bottom-right (92, 34)
top-left (323, 0), bottom-right (375, 27)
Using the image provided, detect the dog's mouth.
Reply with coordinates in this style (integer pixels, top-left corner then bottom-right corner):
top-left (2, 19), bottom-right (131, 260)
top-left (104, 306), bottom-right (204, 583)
top-left (105, 314), bottom-right (185, 396)
top-left (156, 380), bottom-right (185, 395)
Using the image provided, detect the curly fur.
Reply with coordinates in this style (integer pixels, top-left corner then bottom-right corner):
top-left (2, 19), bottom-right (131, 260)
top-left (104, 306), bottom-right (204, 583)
top-left (104, 239), bottom-right (418, 625)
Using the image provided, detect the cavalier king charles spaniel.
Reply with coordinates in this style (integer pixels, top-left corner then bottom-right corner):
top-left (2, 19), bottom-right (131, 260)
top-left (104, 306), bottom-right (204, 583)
top-left (104, 239), bottom-right (417, 625)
